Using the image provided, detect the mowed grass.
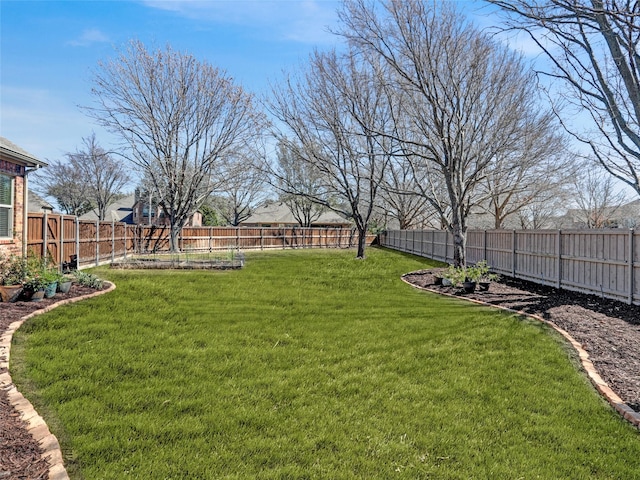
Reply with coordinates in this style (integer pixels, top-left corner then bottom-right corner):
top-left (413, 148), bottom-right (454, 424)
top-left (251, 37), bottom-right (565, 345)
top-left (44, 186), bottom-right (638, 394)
top-left (11, 248), bottom-right (640, 479)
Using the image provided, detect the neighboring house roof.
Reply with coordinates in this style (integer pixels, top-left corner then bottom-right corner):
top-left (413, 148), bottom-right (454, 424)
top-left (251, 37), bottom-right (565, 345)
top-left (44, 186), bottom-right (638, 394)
top-left (560, 198), bottom-right (640, 229)
top-left (241, 202), bottom-right (351, 226)
top-left (79, 194), bottom-right (135, 223)
top-left (0, 136), bottom-right (47, 168)
top-left (28, 190), bottom-right (54, 213)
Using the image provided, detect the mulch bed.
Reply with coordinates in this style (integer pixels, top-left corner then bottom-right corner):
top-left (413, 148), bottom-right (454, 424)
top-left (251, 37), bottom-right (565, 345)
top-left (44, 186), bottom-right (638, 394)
top-left (1, 274), bottom-right (639, 478)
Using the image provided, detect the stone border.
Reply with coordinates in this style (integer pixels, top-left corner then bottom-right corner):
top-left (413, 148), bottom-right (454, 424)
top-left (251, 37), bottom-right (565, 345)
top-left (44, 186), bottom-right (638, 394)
top-left (0, 281), bottom-right (116, 480)
top-left (401, 275), bottom-right (640, 431)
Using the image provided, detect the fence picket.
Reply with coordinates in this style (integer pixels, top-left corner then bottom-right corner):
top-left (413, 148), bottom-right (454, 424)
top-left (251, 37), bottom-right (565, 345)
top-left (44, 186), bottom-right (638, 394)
top-left (380, 228), bottom-right (639, 306)
top-left (25, 214), bottom-right (372, 270)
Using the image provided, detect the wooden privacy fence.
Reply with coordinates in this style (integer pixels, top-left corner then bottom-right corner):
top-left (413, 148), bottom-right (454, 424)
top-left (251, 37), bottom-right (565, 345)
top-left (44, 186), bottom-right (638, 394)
top-left (27, 213), bottom-right (371, 269)
top-left (380, 229), bottom-right (640, 305)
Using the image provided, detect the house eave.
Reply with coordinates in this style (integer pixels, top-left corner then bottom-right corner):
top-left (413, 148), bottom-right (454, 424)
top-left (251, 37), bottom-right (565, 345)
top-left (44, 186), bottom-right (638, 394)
top-left (0, 145), bottom-right (47, 169)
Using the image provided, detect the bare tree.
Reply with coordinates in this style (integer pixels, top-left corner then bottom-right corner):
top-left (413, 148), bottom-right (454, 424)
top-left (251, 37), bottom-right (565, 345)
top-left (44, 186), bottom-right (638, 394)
top-left (339, 0), bottom-right (552, 266)
top-left (268, 48), bottom-right (394, 258)
top-left (378, 155), bottom-right (437, 229)
top-left (71, 133), bottom-right (130, 220)
top-left (33, 159), bottom-right (93, 216)
top-left (34, 133), bottom-right (129, 219)
top-left (516, 190), bottom-right (571, 229)
top-left (489, 0), bottom-right (640, 197)
top-left (478, 116), bottom-right (577, 228)
top-left (87, 41), bottom-right (265, 250)
top-left (275, 141), bottom-right (326, 227)
top-left (570, 166), bottom-right (628, 228)
top-left (210, 152), bottom-right (268, 226)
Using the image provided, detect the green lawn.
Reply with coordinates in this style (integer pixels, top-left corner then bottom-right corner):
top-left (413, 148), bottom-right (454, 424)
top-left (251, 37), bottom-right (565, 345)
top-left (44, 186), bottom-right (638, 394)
top-left (12, 248), bottom-right (640, 479)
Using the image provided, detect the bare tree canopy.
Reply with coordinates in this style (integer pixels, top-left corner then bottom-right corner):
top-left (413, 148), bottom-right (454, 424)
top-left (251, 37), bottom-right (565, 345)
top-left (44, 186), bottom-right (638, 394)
top-left (33, 159), bottom-right (93, 216)
top-left (378, 154), bottom-right (437, 230)
top-left (489, 0), bottom-right (640, 196)
top-left (570, 165), bottom-right (629, 228)
top-left (338, 0), bottom-right (553, 266)
top-left (87, 40), bottom-right (265, 250)
top-left (34, 133), bottom-right (129, 219)
top-left (72, 133), bottom-right (130, 221)
top-left (209, 151), bottom-right (268, 226)
top-left (275, 141), bottom-right (327, 227)
top-left (268, 48), bottom-right (394, 258)
top-left (478, 114), bottom-right (577, 228)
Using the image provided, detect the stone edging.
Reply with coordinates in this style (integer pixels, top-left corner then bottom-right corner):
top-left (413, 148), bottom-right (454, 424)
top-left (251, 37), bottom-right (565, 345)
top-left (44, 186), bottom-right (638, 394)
top-left (401, 275), bottom-right (640, 431)
top-left (0, 281), bottom-right (116, 480)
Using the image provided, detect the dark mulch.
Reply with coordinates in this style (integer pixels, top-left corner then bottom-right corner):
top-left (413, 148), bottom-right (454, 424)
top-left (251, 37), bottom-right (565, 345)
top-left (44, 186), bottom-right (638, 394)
top-left (403, 269), bottom-right (640, 414)
top-left (1, 285), bottom-right (99, 480)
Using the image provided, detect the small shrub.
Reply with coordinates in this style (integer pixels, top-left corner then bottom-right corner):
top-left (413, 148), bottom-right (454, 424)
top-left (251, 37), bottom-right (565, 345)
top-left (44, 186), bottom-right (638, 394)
top-left (442, 265), bottom-right (466, 287)
top-left (442, 260), bottom-right (498, 286)
top-left (73, 271), bottom-right (104, 289)
top-left (0, 254), bottom-right (28, 285)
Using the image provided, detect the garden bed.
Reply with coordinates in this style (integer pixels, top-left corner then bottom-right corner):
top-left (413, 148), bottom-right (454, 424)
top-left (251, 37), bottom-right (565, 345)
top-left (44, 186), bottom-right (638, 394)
top-left (110, 251), bottom-right (245, 270)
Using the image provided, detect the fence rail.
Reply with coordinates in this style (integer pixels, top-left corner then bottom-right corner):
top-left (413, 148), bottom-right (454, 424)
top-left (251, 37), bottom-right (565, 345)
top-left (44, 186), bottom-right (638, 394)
top-left (380, 229), bottom-right (640, 306)
top-left (26, 213), bottom-right (371, 269)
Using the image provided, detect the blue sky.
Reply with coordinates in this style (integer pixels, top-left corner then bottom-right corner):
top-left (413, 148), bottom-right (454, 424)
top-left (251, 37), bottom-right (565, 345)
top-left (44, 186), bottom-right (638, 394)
top-left (1, 0), bottom-right (344, 163)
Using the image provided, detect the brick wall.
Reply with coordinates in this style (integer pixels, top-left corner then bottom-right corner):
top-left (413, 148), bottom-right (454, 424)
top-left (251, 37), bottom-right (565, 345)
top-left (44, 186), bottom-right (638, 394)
top-left (0, 175), bottom-right (24, 257)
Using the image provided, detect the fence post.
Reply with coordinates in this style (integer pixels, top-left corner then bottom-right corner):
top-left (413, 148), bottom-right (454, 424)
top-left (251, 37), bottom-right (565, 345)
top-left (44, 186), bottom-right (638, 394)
top-left (483, 230), bottom-right (487, 262)
top-left (628, 228), bottom-right (635, 305)
top-left (111, 220), bottom-right (115, 262)
top-left (431, 230), bottom-right (435, 260)
top-left (512, 230), bottom-right (517, 278)
top-left (59, 215), bottom-right (65, 272)
top-left (76, 218), bottom-right (80, 267)
top-left (556, 230), bottom-right (562, 289)
top-left (124, 223), bottom-right (128, 258)
top-left (95, 220), bottom-right (100, 266)
top-left (41, 212), bottom-right (48, 260)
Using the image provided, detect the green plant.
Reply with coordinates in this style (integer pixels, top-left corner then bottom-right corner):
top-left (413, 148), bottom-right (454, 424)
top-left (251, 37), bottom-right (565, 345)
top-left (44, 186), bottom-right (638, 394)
top-left (442, 264), bottom-right (466, 286)
top-left (44, 269), bottom-right (63, 284)
top-left (22, 253), bottom-right (62, 290)
top-left (23, 272), bottom-right (48, 291)
top-left (0, 254), bottom-right (28, 285)
top-left (73, 270), bottom-right (104, 289)
top-left (463, 260), bottom-right (486, 283)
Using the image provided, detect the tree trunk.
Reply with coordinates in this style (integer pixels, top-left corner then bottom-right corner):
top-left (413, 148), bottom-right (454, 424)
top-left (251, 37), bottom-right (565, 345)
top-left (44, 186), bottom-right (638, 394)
top-left (356, 227), bottom-right (367, 259)
top-left (450, 221), bottom-right (466, 267)
top-left (169, 223), bottom-right (181, 252)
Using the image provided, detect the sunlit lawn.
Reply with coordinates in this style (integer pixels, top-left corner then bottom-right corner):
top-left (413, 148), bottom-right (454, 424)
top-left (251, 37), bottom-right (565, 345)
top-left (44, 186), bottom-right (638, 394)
top-left (12, 248), bottom-right (640, 479)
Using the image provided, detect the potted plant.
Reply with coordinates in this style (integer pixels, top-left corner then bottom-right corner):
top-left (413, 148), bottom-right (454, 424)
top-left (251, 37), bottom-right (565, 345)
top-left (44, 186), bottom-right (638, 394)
top-left (43, 270), bottom-right (63, 298)
top-left (22, 254), bottom-right (55, 301)
top-left (442, 265), bottom-right (466, 288)
top-left (57, 274), bottom-right (73, 294)
top-left (23, 272), bottom-right (48, 301)
top-left (466, 260), bottom-right (498, 292)
top-left (0, 254), bottom-right (27, 302)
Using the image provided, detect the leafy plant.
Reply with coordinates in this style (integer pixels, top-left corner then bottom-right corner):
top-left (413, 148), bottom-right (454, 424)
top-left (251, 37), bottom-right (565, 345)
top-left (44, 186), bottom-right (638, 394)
top-left (23, 254), bottom-right (60, 291)
top-left (73, 270), bottom-right (104, 289)
top-left (443, 260), bottom-right (498, 286)
top-left (442, 264), bottom-right (466, 287)
top-left (23, 272), bottom-right (48, 291)
top-left (0, 254), bottom-right (28, 285)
